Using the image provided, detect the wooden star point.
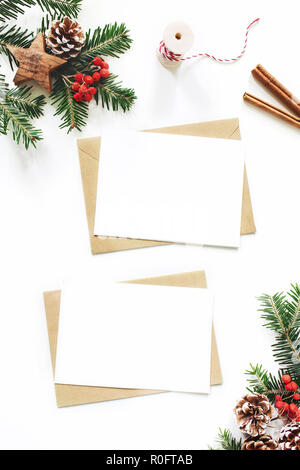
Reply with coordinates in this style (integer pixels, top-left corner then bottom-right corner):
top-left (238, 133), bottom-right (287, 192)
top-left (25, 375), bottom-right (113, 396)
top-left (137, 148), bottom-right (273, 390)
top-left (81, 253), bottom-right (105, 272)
top-left (7, 33), bottom-right (67, 93)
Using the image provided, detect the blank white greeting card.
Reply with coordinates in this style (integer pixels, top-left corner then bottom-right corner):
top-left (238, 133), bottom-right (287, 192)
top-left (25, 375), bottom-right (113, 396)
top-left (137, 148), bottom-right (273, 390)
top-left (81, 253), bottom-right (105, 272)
top-left (94, 131), bottom-right (244, 248)
top-left (55, 282), bottom-right (213, 394)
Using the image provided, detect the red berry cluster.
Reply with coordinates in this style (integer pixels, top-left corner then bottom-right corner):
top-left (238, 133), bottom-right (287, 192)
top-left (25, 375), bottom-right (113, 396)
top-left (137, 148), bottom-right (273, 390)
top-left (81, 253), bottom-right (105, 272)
top-left (72, 57), bottom-right (110, 103)
top-left (275, 375), bottom-right (300, 422)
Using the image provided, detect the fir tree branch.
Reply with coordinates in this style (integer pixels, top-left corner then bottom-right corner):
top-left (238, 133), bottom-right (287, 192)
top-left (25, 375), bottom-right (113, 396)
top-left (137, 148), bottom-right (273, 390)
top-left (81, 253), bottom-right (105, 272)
top-left (215, 429), bottom-right (242, 451)
top-left (259, 286), bottom-right (300, 380)
top-left (0, 0), bottom-right (81, 22)
top-left (0, 24), bottom-right (34, 69)
top-left (0, 100), bottom-right (43, 148)
top-left (245, 363), bottom-right (288, 403)
top-left (0, 74), bottom-right (43, 149)
top-left (36, 0), bottom-right (82, 18)
top-left (6, 86), bottom-right (46, 119)
top-left (0, 72), bottom-right (8, 96)
top-left (0, 0), bottom-right (35, 21)
top-left (95, 74), bottom-right (136, 112)
top-left (259, 292), bottom-right (289, 331)
top-left (0, 74), bottom-right (9, 133)
top-left (287, 283), bottom-right (300, 332)
top-left (272, 331), bottom-right (300, 379)
top-left (50, 76), bottom-right (89, 133)
top-left (77, 23), bottom-right (133, 68)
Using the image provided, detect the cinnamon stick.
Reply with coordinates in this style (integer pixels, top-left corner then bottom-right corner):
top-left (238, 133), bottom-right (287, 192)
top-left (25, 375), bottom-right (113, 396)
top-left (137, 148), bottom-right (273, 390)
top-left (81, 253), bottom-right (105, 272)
top-left (243, 92), bottom-right (300, 129)
top-left (252, 65), bottom-right (300, 117)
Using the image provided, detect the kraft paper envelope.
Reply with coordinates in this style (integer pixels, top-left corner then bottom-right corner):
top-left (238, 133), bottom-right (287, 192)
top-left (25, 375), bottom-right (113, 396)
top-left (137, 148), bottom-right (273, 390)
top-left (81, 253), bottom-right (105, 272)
top-left (44, 270), bottom-right (222, 408)
top-left (77, 118), bottom-right (256, 255)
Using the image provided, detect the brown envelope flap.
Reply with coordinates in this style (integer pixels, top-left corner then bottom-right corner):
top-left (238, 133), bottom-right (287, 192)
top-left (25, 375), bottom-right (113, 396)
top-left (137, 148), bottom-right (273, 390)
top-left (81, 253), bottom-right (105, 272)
top-left (44, 270), bottom-right (222, 407)
top-left (147, 118), bottom-right (241, 140)
top-left (77, 137), bottom-right (165, 253)
top-left (77, 118), bottom-right (255, 255)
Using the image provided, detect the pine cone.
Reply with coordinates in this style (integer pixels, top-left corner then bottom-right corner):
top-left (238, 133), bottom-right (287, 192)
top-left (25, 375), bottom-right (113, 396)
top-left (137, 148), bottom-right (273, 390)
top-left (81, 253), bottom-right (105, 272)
top-left (234, 393), bottom-right (273, 437)
top-left (46, 17), bottom-right (85, 60)
top-left (278, 423), bottom-right (300, 450)
top-left (242, 434), bottom-right (278, 450)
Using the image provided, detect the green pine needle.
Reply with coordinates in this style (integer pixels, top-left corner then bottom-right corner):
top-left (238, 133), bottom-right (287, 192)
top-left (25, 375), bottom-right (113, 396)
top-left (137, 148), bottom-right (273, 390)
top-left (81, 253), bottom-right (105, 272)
top-left (95, 74), bottom-right (137, 112)
top-left (258, 284), bottom-right (300, 380)
top-left (50, 76), bottom-right (89, 133)
top-left (6, 86), bottom-right (46, 119)
top-left (0, 74), bottom-right (9, 134)
top-left (78, 23), bottom-right (133, 68)
top-left (0, 0), bottom-right (81, 22)
top-left (0, 101), bottom-right (43, 149)
top-left (0, 72), bottom-right (9, 96)
top-left (0, 75), bottom-right (43, 149)
top-left (0, 0), bottom-right (35, 21)
top-left (38, 14), bottom-right (57, 35)
top-left (0, 24), bottom-right (34, 69)
top-left (37, 0), bottom-right (82, 18)
top-left (286, 283), bottom-right (300, 331)
top-left (215, 429), bottom-right (242, 451)
top-left (245, 363), bottom-right (289, 404)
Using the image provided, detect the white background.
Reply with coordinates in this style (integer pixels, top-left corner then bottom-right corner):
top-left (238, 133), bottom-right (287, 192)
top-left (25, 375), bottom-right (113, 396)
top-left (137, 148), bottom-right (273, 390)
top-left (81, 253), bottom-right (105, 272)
top-left (0, 0), bottom-right (300, 450)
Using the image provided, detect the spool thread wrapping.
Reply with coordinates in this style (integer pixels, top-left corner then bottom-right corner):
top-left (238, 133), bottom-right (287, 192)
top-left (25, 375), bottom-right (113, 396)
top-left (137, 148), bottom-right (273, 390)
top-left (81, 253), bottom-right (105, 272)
top-left (158, 18), bottom-right (260, 67)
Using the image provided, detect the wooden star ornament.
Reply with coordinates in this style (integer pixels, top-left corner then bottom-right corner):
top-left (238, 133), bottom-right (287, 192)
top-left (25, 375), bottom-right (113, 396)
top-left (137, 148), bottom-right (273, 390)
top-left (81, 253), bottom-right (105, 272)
top-left (7, 32), bottom-right (67, 93)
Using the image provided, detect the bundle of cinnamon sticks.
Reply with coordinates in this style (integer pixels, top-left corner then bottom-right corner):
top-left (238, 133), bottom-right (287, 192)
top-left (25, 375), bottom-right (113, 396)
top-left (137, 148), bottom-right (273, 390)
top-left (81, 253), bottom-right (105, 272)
top-left (244, 64), bottom-right (300, 128)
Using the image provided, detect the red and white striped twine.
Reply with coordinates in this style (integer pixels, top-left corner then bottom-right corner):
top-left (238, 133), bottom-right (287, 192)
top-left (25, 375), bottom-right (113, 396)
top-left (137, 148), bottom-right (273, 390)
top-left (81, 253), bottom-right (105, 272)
top-left (159, 18), bottom-right (260, 64)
